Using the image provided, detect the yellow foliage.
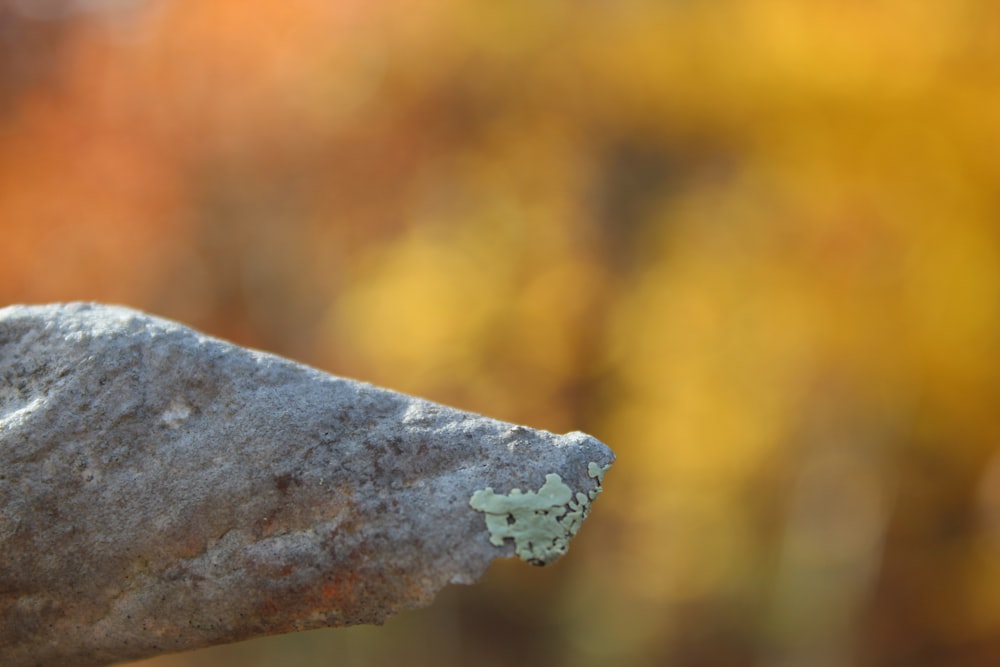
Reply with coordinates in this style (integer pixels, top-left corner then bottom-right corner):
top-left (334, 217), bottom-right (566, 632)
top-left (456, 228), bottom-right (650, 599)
top-left (4, 1), bottom-right (1000, 665)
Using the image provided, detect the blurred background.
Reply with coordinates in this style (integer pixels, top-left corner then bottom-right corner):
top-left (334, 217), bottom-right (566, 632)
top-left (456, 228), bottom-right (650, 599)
top-left (3, 0), bottom-right (1000, 665)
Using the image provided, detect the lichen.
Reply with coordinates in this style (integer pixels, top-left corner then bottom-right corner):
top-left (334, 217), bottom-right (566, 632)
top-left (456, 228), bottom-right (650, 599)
top-left (469, 462), bottom-right (610, 566)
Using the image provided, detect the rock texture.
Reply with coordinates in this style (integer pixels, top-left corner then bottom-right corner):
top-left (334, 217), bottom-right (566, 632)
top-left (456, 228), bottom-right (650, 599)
top-left (0, 303), bottom-right (613, 667)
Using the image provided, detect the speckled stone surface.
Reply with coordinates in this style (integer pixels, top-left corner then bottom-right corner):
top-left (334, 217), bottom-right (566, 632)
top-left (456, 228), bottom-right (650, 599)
top-left (0, 303), bottom-right (613, 667)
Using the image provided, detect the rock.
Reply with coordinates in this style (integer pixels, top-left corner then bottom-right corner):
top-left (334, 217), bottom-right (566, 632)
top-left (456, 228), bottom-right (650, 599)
top-left (0, 303), bottom-right (613, 667)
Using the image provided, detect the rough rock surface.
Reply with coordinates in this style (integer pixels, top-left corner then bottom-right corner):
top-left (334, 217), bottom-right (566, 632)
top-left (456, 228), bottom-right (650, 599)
top-left (0, 303), bottom-right (613, 667)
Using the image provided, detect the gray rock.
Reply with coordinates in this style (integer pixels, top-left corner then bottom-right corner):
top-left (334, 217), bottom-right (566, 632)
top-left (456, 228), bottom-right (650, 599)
top-left (0, 303), bottom-right (614, 667)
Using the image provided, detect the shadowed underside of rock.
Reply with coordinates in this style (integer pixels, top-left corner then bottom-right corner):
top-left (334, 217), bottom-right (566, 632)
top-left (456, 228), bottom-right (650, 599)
top-left (0, 303), bottom-right (614, 667)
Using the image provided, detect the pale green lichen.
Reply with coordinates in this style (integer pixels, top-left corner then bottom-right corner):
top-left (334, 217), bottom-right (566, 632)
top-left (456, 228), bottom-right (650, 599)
top-left (469, 462), bottom-right (610, 566)
top-left (588, 461), bottom-right (610, 485)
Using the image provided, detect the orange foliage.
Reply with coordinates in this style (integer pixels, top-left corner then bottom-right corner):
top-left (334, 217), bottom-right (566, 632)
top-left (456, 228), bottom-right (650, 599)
top-left (4, 1), bottom-right (1000, 665)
